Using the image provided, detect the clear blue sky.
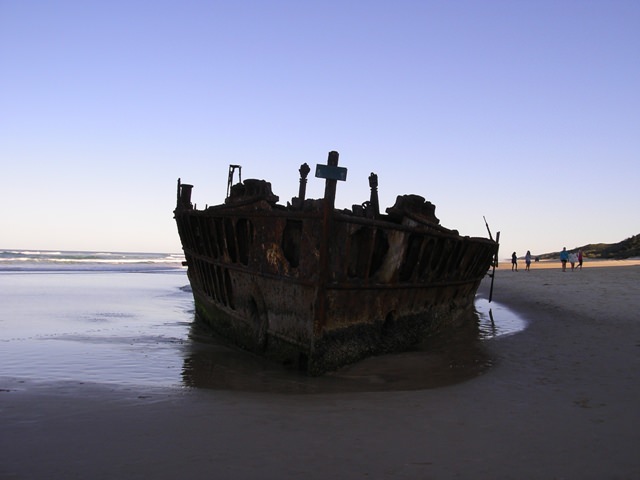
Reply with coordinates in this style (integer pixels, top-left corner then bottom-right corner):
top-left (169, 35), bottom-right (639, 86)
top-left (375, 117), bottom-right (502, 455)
top-left (1, 1), bottom-right (638, 258)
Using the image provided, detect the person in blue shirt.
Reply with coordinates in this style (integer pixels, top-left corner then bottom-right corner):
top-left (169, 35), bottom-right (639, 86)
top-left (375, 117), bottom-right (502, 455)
top-left (559, 247), bottom-right (569, 271)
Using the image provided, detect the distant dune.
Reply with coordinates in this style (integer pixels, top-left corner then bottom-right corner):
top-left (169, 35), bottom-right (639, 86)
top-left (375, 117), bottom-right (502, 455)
top-left (536, 233), bottom-right (640, 260)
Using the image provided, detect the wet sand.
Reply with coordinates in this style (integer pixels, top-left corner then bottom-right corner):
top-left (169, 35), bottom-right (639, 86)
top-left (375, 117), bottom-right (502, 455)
top-left (2, 262), bottom-right (640, 479)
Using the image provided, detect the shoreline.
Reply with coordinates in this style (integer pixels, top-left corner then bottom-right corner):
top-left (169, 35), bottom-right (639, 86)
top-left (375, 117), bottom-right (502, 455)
top-left (499, 257), bottom-right (640, 270)
top-left (2, 264), bottom-right (639, 479)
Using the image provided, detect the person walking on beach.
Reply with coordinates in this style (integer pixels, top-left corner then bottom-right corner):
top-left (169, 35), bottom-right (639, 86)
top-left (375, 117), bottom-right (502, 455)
top-left (511, 252), bottom-right (518, 271)
top-left (569, 251), bottom-right (577, 271)
top-left (577, 249), bottom-right (583, 270)
top-left (560, 247), bottom-right (569, 272)
top-left (525, 250), bottom-right (532, 271)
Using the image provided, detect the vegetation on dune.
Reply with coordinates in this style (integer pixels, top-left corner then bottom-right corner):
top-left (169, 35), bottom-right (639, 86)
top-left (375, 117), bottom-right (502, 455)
top-left (537, 234), bottom-right (640, 260)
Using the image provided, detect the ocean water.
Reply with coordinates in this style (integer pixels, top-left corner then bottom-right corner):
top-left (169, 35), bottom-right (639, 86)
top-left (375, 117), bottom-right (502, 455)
top-left (0, 250), bottom-right (193, 388)
top-left (0, 250), bottom-right (524, 393)
top-left (0, 249), bottom-right (185, 272)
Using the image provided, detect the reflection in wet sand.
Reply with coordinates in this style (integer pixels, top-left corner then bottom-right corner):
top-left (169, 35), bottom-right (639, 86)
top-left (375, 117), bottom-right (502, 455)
top-left (182, 298), bottom-right (525, 394)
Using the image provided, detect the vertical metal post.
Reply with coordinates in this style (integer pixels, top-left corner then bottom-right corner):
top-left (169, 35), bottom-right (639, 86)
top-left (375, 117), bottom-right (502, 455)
top-left (314, 151), bottom-right (339, 335)
top-left (368, 172), bottom-right (379, 217)
top-left (489, 230), bottom-right (500, 303)
top-left (298, 163), bottom-right (311, 204)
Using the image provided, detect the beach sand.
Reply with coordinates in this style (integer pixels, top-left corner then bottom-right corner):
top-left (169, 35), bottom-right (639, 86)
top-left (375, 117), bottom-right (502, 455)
top-left (2, 262), bottom-right (639, 479)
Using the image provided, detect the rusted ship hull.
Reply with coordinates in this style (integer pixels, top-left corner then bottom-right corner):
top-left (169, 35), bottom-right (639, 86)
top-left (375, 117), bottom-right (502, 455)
top-left (175, 152), bottom-right (498, 375)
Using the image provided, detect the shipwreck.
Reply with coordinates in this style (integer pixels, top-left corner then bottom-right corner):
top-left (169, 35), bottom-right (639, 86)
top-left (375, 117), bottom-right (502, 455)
top-left (174, 151), bottom-right (499, 375)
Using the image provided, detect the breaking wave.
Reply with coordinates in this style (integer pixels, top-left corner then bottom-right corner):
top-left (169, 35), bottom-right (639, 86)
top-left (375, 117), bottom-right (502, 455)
top-left (0, 249), bottom-right (186, 272)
